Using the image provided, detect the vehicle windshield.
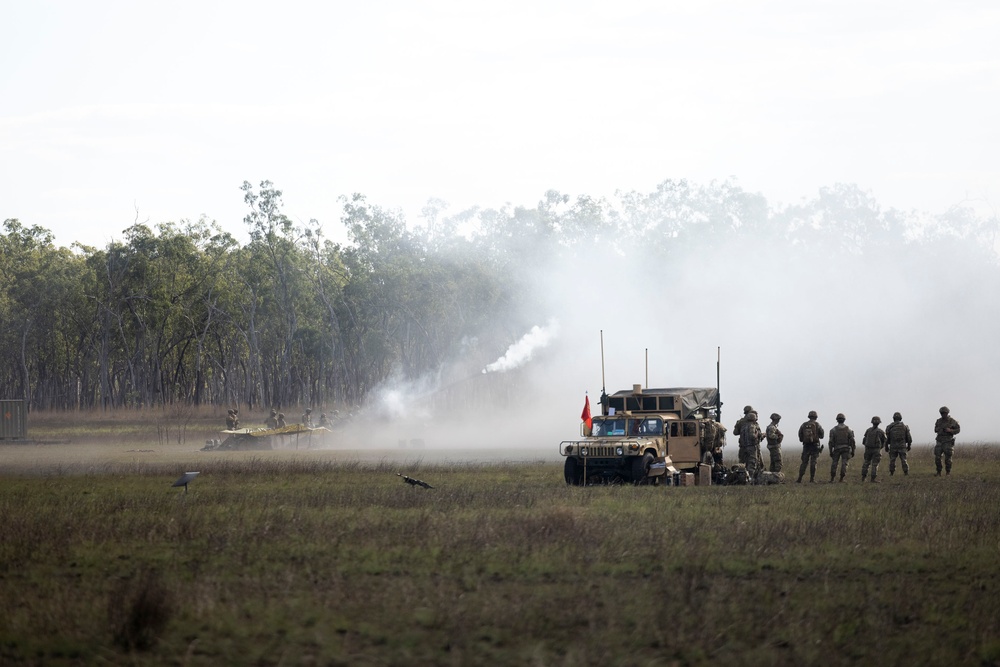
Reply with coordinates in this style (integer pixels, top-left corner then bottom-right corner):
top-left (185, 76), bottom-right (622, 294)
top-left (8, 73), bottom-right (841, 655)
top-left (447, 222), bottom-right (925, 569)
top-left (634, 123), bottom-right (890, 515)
top-left (593, 418), bottom-right (627, 436)
top-left (592, 417), bottom-right (663, 437)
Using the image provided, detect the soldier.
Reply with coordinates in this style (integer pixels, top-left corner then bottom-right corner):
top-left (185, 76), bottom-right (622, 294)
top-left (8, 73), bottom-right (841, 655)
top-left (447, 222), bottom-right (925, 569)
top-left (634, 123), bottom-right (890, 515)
top-left (265, 409), bottom-right (278, 429)
top-left (712, 421), bottom-right (728, 467)
top-left (318, 412), bottom-right (331, 428)
top-left (226, 408), bottom-right (239, 430)
top-left (797, 411), bottom-right (825, 483)
top-left (739, 412), bottom-right (765, 479)
top-left (734, 405), bottom-right (755, 467)
top-left (885, 412), bottom-right (912, 476)
top-left (828, 413), bottom-right (856, 483)
top-left (765, 413), bottom-right (784, 473)
top-left (860, 416), bottom-right (887, 482)
top-left (277, 412), bottom-right (286, 428)
top-left (933, 406), bottom-right (961, 476)
top-left (301, 407), bottom-right (313, 428)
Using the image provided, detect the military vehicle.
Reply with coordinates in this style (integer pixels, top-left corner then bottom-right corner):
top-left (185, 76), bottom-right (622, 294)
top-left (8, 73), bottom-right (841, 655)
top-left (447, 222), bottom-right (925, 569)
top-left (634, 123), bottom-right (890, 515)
top-left (559, 384), bottom-right (722, 485)
top-left (202, 423), bottom-right (328, 451)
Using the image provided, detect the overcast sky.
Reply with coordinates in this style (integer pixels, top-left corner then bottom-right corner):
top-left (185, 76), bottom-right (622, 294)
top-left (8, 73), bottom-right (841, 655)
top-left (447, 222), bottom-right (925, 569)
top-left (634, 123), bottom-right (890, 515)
top-left (3, 0), bottom-right (998, 248)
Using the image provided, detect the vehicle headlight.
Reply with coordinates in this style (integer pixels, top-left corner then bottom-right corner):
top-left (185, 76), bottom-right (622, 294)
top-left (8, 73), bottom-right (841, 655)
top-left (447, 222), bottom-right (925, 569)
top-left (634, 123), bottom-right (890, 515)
top-left (616, 446), bottom-right (624, 456)
top-left (581, 447), bottom-right (589, 457)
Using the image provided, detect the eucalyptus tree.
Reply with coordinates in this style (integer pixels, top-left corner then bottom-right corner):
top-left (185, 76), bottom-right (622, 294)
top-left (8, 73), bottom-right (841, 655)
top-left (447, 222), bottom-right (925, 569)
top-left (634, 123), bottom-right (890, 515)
top-left (0, 219), bottom-right (85, 406)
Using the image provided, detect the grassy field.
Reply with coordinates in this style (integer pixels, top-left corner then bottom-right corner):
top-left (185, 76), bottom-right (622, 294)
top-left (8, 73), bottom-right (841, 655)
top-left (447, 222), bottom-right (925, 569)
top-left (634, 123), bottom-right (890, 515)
top-left (1, 415), bottom-right (999, 665)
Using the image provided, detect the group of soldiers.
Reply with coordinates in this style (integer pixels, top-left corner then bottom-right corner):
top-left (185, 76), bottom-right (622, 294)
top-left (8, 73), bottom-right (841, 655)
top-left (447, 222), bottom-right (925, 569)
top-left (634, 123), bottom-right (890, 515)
top-left (262, 407), bottom-right (340, 430)
top-left (732, 405), bottom-right (961, 484)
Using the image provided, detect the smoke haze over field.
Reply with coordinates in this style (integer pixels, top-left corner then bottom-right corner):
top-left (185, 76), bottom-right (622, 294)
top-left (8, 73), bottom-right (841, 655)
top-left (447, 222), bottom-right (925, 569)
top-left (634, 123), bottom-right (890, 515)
top-left (512, 233), bottom-right (999, 446)
top-left (354, 219), bottom-right (998, 456)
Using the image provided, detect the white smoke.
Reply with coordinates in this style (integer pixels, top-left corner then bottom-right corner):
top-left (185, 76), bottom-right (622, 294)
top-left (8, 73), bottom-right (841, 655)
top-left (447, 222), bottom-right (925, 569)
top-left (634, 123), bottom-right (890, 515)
top-left (483, 319), bottom-right (560, 373)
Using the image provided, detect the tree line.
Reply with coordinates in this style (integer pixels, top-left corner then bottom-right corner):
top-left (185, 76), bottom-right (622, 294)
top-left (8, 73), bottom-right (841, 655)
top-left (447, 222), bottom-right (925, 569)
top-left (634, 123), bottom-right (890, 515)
top-left (1, 179), bottom-right (996, 413)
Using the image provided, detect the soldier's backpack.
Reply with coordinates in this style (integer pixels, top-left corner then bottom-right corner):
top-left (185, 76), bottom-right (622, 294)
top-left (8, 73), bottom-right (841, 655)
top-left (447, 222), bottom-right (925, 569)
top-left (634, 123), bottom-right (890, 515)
top-left (801, 420), bottom-right (819, 444)
top-left (887, 422), bottom-right (906, 446)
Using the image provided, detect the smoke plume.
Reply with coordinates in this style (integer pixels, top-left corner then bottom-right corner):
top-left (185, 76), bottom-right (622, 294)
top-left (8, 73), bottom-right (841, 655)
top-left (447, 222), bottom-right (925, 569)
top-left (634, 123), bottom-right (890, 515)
top-left (482, 320), bottom-right (559, 374)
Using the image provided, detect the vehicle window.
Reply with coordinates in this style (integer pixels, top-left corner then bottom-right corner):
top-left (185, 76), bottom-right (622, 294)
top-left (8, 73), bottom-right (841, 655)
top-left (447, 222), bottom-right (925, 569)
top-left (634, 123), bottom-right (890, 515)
top-left (683, 422), bottom-right (697, 437)
top-left (639, 418), bottom-right (663, 435)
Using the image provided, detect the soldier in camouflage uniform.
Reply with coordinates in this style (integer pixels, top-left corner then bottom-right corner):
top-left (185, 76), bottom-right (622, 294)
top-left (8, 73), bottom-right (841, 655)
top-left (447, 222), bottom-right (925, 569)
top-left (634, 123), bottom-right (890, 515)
top-left (828, 413), bottom-right (855, 482)
top-left (739, 412), bottom-right (765, 479)
top-left (933, 406), bottom-right (961, 476)
top-left (796, 411), bottom-right (825, 483)
top-left (860, 416), bottom-right (886, 482)
top-left (765, 413), bottom-right (784, 473)
top-left (885, 412), bottom-right (912, 476)
top-left (733, 405), bottom-right (754, 466)
top-left (712, 421), bottom-right (728, 467)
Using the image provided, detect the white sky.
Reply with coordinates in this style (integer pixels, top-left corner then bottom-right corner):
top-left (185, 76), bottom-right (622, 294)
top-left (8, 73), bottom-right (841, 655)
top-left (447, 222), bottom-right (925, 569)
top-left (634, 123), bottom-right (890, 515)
top-left (2, 0), bottom-right (999, 248)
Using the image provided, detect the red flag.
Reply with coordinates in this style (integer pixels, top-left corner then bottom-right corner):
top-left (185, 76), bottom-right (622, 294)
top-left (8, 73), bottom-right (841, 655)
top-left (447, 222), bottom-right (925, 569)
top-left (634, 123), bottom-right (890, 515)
top-left (581, 394), bottom-right (592, 431)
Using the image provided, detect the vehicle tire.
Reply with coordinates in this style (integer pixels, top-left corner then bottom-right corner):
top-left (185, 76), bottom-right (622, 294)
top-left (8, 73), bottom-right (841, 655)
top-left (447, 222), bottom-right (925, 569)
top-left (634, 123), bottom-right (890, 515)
top-left (564, 457), bottom-right (584, 486)
top-left (632, 452), bottom-right (654, 485)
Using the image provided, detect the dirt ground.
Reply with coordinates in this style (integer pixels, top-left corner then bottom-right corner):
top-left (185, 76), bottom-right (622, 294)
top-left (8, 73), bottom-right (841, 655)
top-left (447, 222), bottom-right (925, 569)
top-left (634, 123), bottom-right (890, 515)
top-left (0, 436), bottom-right (557, 475)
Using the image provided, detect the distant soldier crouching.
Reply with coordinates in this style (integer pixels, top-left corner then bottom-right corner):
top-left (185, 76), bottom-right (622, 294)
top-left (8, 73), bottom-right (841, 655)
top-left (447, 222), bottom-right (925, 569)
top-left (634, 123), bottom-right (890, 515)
top-left (860, 416), bottom-right (886, 482)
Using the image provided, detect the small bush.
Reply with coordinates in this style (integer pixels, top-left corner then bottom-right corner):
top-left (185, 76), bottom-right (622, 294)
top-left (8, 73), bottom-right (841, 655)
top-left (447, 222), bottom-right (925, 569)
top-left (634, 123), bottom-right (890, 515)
top-left (108, 568), bottom-right (173, 651)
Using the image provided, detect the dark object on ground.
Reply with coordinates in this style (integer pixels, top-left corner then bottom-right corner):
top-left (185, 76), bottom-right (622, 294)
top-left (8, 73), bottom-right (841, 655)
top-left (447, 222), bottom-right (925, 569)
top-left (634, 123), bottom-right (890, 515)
top-left (171, 471), bottom-right (200, 493)
top-left (398, 473), bottom-right (434, 489)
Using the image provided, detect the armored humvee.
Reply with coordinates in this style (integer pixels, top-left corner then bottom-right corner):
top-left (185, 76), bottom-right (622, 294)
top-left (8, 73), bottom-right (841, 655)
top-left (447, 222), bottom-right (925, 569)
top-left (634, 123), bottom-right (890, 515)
top-left (559, 384), bottom-right (722, 486)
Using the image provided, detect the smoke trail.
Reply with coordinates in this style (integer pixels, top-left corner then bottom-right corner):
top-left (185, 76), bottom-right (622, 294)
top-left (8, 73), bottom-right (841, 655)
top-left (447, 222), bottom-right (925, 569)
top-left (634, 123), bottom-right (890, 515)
top-left (483, 320), bottom-right (559, 373)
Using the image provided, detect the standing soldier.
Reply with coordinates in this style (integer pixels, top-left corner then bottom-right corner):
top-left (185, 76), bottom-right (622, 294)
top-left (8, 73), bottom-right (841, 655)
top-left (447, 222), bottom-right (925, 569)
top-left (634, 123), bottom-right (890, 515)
top-left (828, 413), bottom-right (856, 483)
top-left (226, 409), bottom-right (240, 430)
top-left (734, 405), bottom-right (755, 468)
top-left (766, 413), bottom-right (784, 473)
top-left (265, 409), bottom-right (278, 429)
top-left (860, 416), bottom-right (887, 482)
top-left (933, 406), bottom-right (961, 476)
top-left (301, 407), bottom-right (313, 428)
top-left (797, 411), bottom-right (825, 483)
top-left (885, 412), bottom-right (912, 476)
top-left (712, 421), bottom-right (728, 467)
top-left (739, 412), bottom-right (765, 479)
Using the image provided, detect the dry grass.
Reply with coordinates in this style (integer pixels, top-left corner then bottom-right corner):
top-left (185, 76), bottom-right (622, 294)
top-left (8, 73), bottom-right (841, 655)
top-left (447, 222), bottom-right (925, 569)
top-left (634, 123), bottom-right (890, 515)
top-left (1, 426), bottom-right (998, 665)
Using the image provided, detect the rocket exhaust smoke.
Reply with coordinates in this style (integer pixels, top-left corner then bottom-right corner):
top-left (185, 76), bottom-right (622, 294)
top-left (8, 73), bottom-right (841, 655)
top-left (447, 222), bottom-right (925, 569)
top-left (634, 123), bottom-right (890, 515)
top-left (482, 320), bottom-right (559, 373)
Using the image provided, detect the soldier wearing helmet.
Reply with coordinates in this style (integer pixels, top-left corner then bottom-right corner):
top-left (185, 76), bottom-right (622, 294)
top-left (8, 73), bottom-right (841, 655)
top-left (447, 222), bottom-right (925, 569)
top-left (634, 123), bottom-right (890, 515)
top-left (797, 411), bottom-right (825, 483)
top-left (738, 411), bottom-right (765, 480)
top-left (265, 409), bottom-right (278, 430)
top-left (828, 413), bottom-right (856, 483)
top-left (765, 413), bottom-right (784, 473)
top-left (861, 416), bottom-right (887, 482)
top-left (733, 405), bottom-right (756, 466)
top-left (226, 408), bottom-right (240, 430)
top-left (886, 412), bottom-right (913, 476)
top-left (933, 406), bottom-right (961, 476)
